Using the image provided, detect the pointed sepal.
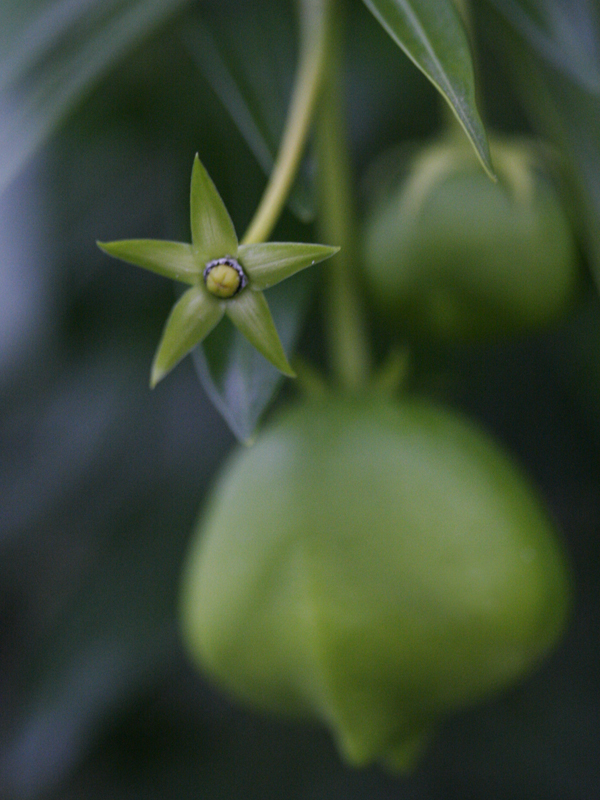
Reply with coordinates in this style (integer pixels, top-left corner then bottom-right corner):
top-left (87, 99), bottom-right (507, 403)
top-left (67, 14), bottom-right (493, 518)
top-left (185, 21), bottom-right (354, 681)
top-left (190, 155), bottom-right (238, 262)
top-left (238, 242), bottom-right (340, 290)
top-left (226, 289), bottom-right (295, 377)
top-left (150, 286), bottom-right (224, 387)
top-left (97, 240), bottom-right (200, 284)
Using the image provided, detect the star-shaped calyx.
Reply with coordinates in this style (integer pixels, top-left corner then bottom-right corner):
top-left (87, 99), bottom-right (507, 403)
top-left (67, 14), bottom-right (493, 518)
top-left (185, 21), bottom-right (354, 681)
top-left (98, 155), bottom-right (339, 387)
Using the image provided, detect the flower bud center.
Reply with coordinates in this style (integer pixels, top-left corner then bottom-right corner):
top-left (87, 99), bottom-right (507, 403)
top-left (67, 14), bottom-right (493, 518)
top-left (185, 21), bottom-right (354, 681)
top-left (204, 258), bottom-right (247, 298)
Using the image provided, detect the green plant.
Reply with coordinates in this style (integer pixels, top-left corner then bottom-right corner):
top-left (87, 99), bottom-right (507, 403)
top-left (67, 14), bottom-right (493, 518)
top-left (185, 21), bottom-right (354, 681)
top-left (94, 0), bottom-right (578, 774)
top-left (98, 155), bottom-right (338, 384)
top-left (4, 0), bottom-right (599, 793)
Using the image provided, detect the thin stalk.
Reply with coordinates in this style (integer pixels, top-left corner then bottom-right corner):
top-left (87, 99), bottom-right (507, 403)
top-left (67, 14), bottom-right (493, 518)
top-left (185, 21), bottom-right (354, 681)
top-left (241, 0), bottom-right (332, 245)
top-left (316, 9), bottom-right (371, 390)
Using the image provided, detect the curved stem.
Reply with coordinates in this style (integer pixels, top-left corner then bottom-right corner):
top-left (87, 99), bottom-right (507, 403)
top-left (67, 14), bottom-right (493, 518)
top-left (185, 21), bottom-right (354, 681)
top-left (241, 0), bottom-right (332, 245)
top-left (316, 5), bottom-right (371, 390)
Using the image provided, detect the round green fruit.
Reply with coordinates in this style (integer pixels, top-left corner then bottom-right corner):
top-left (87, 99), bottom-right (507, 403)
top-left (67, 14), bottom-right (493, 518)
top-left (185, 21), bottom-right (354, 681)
top-left (179, 395), bottom-right (571, 771)
top-left (362, 136), bottom-right (579, 340)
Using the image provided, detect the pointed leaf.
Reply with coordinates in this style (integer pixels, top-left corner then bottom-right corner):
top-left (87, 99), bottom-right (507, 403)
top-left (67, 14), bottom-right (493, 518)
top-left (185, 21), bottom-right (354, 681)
top-left (97, 240), bottom-right (200, 284)
top-left (193, 271), bottom-right (314, 442)
top-left (226, 289), bottom-right (295, 378)
top-left (0, 0), bottom-right (192, 195)
top-left (150, 286), bottom-right (223, 387)
top-left (184, 4), bottom-right (315, 222)
top-left (238, 242), bottom-right (339, 290)
top-left (189, 155), bottom-right (238, 262)
top-left (361, 0), bottom-right (494, 177)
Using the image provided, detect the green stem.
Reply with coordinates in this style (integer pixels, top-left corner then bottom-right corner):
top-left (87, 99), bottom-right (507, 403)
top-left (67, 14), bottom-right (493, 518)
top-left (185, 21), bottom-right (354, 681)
top-left (241, 0), bottom-right (332, 245)
top-left (316, 8), bottom-right (371, 390)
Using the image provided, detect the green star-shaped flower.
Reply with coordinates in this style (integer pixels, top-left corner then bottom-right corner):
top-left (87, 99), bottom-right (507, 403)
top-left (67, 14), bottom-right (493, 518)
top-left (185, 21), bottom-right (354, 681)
top-left (98, 155), bottom-right (338, 387)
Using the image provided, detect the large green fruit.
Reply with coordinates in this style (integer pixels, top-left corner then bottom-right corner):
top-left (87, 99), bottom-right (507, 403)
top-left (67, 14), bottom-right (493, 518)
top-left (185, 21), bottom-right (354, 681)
top-left (362, 136), bottom-right (579, 340)
top-left (179, 395), bottom-right (571, 771)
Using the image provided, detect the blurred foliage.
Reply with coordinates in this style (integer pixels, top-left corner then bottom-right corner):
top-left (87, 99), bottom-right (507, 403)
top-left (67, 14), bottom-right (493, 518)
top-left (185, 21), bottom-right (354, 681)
top-left (0, 0), bottom-right (193, 193)
top-left (480, 0), bottom-right (600, 283)
top-left (1, 0), bottom-right (600, 798)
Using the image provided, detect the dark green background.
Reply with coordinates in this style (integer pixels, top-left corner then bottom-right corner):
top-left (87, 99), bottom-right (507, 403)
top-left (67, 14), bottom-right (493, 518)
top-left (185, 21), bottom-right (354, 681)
top-left (1, 1), bottom-right (599, 797)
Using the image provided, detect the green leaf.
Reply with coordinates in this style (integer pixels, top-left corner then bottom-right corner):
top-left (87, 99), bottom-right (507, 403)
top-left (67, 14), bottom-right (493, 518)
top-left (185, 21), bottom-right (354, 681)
top-left (0, 0), bottom-right (192, 195)
top-left (151, 286), bottom-right (223, 387)
top-left (0, 345), bottom-right (227, 798)
top-left (480, 2), bottom-right (600, 286)
top-left (193, 271), bottom-right (314, 442)
top-left (238, 242), bottom-right (339, 290)
top-left (184, 1), bottom-right (315, 222)
top-left (226, 289), bottom-right (295, 378)
top-left (483, 0), bottom-right (600, 93)
top-left (97, 240), bottom-right (200, 284)
top-left (189, 155), bottom-right (239, 262)
top-left (361, 0), bottom-right (494, 177)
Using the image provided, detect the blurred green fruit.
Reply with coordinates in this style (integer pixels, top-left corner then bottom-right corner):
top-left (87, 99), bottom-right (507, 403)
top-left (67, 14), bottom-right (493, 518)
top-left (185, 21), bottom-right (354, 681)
top-left (179, 395), bottom-right (571, 771)
top-left (362, 136), bottom-right (580, 340)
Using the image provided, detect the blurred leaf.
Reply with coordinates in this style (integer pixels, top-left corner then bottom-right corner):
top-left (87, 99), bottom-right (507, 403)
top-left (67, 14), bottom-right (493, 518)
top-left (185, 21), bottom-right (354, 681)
top-left (193, 270), bottom-right (314, 443)
top-left (184, 0), bottom-right (315, 222)
top-left (0, 0), bottom-right (192, 194)
top-left (484, 0), bottom-right (600, 93)
top-left (480, 2), bottom-right (600, 283)
top-left (0, 341), bottom-right (231, 800)
top-left (0, 523), bottom-right (179, 800)
top-left (361, 0), bottom-right (494, 177)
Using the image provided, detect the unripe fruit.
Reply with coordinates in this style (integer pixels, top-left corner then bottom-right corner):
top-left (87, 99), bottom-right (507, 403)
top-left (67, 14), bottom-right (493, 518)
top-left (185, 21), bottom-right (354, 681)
top-left (179, 395), bottom-right (571, 771)
top-left (362, 136), bottom-right (579, 340)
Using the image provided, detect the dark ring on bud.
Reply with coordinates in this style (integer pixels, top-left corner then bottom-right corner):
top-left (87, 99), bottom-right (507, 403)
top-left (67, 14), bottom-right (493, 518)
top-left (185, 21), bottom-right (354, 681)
top-left (203, 257), bottom-right (248, 296)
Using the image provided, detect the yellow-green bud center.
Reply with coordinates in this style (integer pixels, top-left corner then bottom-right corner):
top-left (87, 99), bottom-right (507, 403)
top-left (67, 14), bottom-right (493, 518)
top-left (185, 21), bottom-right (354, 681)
top-left (206, 264), bottom-right (240, 297)
top-left (203, 258), bottom-right (247, 299)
